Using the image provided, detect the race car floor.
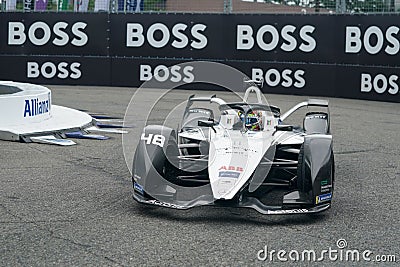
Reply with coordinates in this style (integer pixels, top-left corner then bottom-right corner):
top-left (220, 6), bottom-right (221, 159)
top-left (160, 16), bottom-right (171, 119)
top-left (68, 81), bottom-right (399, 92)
top-left (0, 86), bottom-right (399, 266)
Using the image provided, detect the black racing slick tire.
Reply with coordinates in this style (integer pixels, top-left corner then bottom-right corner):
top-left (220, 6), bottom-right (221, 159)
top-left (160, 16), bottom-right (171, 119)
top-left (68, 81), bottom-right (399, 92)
top-left (297, 143), bottom-right (312, 192)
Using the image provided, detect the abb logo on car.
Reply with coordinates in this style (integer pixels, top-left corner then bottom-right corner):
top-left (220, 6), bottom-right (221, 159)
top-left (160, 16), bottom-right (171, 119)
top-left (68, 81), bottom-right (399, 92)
top-left (219, 166), bottom-right (244, 172)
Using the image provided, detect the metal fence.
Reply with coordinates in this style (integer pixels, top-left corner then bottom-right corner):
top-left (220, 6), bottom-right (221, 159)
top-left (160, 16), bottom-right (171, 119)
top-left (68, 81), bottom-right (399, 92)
top-left (0, 0), bottom-right (399, 13)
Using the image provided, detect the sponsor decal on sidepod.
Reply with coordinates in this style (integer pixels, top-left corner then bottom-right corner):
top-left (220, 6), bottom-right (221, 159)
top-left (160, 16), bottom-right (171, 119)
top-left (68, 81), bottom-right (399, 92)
top-left (316, 193), bottom-right (332, 204)
top-left (134, 182), bottom-right (144, 195)
top-left (144, 199), bottom-right (185, 209)
top-left (219, 171), bottom-right (240, 178)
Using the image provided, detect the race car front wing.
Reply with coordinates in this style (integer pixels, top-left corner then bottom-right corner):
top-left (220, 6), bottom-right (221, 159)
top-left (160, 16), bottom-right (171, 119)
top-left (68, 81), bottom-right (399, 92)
top-left (133, 189), bottom-right (331, 215)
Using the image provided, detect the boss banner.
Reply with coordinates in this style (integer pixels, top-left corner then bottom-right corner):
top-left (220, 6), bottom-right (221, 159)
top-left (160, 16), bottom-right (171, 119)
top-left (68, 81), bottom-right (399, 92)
top-left (334, 15), bottom-right (400, 67)
top-left (110, 13), bottom-right (400, 67)
top-left (0, 56), bottom-right (111, 85)
top-left (110, 58), bottom-right (399, 102)
top-left (335, 65), bottom-right (399, 102)
top-left (109, 13), bottom-right (222, 59)
top-left (0, 13), bottom-right (399, 102)
top-left (1, 13), bottom-right (399, 65)
top-left (0, 12), bottom-right (109, 56)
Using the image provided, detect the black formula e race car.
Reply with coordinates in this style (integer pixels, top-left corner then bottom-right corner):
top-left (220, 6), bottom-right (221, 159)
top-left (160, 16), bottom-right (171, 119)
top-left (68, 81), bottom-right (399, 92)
top-left (132, 86), bottom-right (334, 215)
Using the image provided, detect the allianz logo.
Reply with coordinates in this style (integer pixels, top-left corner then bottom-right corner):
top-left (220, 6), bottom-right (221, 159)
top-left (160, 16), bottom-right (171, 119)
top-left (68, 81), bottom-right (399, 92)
top-left (23, 93), bottom-right (51, 118)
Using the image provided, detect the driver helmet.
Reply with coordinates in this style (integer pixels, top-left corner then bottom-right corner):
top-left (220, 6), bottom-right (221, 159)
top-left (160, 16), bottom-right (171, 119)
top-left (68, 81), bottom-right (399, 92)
top-left (238, 111), bottom-right (262, 131)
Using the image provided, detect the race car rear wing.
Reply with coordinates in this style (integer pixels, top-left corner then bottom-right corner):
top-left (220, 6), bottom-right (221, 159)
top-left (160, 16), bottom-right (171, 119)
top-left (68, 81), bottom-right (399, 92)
top-left (188, 94), bottom-right (216, 102)
top-left (187, 94), bottom-right (226, 106)
top-left (280, 99), bottom-right (329, 121)
top-left (308, 99), bottom-right (329, 107)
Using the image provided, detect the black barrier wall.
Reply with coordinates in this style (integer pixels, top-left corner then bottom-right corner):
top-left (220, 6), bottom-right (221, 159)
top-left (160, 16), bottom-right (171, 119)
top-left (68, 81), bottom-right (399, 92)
top-left (0, 13), bottom-right (399, 103)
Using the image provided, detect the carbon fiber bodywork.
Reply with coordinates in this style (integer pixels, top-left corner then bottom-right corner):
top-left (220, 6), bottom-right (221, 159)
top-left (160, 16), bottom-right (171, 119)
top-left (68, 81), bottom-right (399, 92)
top-left (132, 95), bottom-right (334, 215)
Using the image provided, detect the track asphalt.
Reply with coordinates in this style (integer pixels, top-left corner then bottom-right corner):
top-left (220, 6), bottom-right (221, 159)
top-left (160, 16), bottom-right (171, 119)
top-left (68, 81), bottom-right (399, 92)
top-left (0, 86), bottom-right (398, 266)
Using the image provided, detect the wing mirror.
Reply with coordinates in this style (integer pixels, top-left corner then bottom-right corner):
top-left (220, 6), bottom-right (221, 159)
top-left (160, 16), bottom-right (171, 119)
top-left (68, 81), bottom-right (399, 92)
top-left (275, 125), bottom-right (293, 131)
top-left (198, 120), bottom-right (217, 133)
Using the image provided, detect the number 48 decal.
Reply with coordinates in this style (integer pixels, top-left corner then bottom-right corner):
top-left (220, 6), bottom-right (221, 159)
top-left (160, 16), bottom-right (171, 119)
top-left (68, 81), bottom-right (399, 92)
top-left (141, 133), bottom-right (165, 148)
